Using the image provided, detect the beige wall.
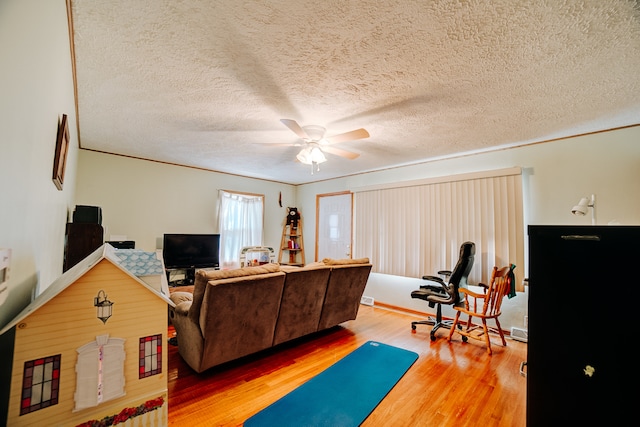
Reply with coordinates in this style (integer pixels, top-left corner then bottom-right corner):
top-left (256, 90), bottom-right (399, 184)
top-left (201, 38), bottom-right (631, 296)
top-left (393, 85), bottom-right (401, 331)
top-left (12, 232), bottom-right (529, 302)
top-left (297, 125), bottom-right (640, 266)
top-left (75, 150), bottom-right (297, 255)
top-left (0, 0), bottom-right (78, 328)
top-left (74, 126), bottom-right (640, 333)
top-left (295, 125), bottom-right (640, 331)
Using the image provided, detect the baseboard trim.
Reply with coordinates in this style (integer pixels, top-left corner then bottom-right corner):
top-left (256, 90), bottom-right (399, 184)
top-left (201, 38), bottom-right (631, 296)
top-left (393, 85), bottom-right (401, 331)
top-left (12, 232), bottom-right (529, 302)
top-left (371, 300), bottom-right (512, 336)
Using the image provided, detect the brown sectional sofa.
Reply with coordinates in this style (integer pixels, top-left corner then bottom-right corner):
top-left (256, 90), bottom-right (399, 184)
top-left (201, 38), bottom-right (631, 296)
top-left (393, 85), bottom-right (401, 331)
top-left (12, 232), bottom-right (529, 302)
top-left (169, 258), bottom-right (372, 373)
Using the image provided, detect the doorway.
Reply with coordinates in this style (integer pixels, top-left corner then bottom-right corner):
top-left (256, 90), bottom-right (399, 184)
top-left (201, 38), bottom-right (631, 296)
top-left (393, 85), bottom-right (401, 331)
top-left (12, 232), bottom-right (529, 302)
top-left (316, 192), bottom-right (352, 261)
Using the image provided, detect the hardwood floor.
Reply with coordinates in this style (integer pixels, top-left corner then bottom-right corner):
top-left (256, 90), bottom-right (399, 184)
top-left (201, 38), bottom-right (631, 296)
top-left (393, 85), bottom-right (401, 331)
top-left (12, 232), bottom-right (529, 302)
top-left (167, 306), bottom-right (527, 426)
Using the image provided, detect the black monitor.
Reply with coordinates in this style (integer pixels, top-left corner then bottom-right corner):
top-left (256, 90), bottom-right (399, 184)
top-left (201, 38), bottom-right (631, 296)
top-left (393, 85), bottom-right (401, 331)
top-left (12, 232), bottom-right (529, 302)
top-left (162, 234), bottom-right (220, 270)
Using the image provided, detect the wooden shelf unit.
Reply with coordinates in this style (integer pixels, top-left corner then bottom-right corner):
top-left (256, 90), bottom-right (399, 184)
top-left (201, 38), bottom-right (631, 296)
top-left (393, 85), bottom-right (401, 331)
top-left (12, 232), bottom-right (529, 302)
top-left (278, 219), bottom-right (305, 266)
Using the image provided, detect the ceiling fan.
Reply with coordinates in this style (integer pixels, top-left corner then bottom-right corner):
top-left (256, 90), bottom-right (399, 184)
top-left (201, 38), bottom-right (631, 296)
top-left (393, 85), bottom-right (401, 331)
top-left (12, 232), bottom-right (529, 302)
top-left (280, 119), bottom-right (370, 173)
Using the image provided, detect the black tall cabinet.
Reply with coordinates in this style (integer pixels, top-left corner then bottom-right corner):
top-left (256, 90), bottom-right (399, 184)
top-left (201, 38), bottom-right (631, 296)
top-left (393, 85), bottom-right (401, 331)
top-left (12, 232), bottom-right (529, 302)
top-left (63, 222), bottom-right (103, 271)
top-left (527, 225), bottom-right (638, 426)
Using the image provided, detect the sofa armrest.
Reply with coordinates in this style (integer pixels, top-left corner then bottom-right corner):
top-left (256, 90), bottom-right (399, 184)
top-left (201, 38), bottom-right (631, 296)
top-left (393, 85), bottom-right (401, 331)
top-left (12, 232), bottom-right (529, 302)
top-left (170, 291), bottom-right (193, 306)
top-left (169, 297), bottom-right (205, 373)
top-left (169, 292), bottom-right (193, 305)
top-left (173, 300), bottom-right (192, 317)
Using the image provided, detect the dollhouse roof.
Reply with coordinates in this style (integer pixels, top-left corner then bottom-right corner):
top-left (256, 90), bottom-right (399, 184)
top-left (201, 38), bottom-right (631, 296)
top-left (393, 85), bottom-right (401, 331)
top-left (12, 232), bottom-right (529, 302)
top-left (0, 244), bottom-right (173, 336)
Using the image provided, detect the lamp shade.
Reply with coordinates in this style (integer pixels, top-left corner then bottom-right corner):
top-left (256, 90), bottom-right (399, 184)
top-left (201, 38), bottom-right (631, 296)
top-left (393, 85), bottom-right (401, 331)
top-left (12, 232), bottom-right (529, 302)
top-left (571, 194), bottom-right (596, 225)
top-left (296, 146), bottom-right (326, 165)
top-left (571, 197), bottom-right (590, 216)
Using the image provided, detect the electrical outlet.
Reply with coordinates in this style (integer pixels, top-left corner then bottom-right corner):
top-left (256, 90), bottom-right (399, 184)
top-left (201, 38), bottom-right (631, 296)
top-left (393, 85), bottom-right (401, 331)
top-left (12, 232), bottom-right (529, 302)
top-left (360, 296), bottom-right (374, 306)
top-left (524, 315), bottom-right (528, 329)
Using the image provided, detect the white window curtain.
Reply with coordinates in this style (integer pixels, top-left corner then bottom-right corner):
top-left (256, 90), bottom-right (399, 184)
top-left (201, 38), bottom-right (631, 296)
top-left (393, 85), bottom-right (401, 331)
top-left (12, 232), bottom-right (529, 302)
top-left (218, 190), bottom-right (264, 269)
top-left (353, 167), bottom-right (524, 290)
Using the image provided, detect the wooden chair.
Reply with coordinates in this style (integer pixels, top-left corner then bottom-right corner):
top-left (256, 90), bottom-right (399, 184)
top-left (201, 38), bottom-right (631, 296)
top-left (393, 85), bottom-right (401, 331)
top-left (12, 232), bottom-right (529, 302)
top-left (447, 264), bottom-right (514, 354)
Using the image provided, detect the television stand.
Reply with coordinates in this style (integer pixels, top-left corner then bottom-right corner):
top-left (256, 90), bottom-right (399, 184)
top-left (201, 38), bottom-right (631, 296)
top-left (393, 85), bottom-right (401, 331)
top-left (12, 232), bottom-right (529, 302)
top-left (166, 266), bottom-right (219, 286)
top-left (166, 267), bottom-right (196, 287)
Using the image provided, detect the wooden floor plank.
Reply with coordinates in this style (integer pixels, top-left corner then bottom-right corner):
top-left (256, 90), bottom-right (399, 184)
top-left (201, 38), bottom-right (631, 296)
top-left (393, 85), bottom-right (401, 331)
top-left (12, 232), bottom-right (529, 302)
top-left (167, 305), bottom-right (527, 426)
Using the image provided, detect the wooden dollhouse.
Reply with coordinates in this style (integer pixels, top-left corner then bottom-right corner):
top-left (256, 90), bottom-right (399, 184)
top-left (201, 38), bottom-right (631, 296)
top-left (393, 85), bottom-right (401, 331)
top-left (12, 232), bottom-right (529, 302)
top-left (0, 245), bottom-right (173, 427)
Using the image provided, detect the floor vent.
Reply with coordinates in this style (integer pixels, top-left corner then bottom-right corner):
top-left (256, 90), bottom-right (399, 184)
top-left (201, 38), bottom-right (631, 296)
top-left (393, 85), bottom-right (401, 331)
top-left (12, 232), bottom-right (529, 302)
top-left (511, 327), bottom-right (528, 342)
top-left (360, 296), bottom-right (375, 306)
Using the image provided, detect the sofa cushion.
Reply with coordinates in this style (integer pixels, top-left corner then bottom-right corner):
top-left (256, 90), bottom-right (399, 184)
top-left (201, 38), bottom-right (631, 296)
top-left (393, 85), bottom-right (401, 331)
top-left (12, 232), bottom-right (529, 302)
top-left (201, 263), bottom-right (281, 280)
top-left (318, 262), bottom-right (373, 329)
top-left (322, 257), bottom-right (370, 265)
top-left (187, 263), bottom-right (281, 324)
top-left (280, 262), bottom-right (327, 272)
top-left (273, 265), bottom-right (332, 345)
top-left (199, 271), bottom-right (286, 369)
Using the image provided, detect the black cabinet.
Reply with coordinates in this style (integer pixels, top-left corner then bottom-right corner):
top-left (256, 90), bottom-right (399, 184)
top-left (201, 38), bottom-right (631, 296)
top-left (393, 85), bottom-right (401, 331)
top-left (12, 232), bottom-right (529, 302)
top-left (527, 225), bottom-right (638, 426)
top-left (63, 223), bottom-right (104, 271)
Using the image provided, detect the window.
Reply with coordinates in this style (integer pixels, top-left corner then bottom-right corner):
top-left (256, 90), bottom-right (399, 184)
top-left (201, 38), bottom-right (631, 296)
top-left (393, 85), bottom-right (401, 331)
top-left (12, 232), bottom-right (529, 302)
top-left (20, 354), bottom-right (61, 415)
top-left (354, 167), bottom-right (524, 289)
top-left (139, 334), bottom-right (162, 378)
top-left (218, 190), bottom-right (264, 268)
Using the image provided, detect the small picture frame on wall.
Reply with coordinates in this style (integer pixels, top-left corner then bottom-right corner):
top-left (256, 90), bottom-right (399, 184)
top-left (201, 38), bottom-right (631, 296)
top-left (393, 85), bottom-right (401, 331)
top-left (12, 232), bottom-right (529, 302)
top-left (52, 114), bottom-right (70, 191)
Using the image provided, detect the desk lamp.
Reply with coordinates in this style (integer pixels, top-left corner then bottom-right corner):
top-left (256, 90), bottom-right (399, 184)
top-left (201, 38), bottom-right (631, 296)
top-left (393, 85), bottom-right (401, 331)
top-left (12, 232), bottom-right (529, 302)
top-left (571, 194), bottom-right (596, 225)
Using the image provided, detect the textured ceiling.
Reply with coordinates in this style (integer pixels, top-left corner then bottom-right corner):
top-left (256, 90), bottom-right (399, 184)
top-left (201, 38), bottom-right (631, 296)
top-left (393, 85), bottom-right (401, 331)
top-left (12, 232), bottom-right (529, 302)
top-left (70, 0), bottom-right (640, 185)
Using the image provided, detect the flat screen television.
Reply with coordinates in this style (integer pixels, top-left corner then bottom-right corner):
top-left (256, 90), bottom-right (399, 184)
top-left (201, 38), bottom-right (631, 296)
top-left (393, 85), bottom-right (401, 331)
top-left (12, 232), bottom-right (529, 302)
top-left (162, 233), bottom-right (220, 270)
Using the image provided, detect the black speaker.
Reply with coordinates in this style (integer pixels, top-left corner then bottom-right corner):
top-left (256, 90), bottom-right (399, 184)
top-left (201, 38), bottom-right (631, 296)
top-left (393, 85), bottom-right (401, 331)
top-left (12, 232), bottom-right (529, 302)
top-left (73, 205), bottom-right (102, 224)
top-left (106, 241), bottom-right (135, 249)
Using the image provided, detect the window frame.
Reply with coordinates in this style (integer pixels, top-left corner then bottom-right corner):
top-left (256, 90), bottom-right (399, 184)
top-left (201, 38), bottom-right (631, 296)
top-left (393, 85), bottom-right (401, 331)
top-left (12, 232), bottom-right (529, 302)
top-left (20, 354), bottom-right (61, 415)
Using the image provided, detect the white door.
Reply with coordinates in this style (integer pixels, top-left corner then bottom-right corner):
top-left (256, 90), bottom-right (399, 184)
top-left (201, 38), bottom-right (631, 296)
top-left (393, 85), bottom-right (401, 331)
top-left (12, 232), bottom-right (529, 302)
top-left (316, 192), bottom-right (352, 261)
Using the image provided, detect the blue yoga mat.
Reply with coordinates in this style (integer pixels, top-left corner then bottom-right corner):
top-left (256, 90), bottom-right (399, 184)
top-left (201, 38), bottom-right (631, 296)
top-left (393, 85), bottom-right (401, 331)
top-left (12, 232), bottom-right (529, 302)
top-left (244, 341), bottom-right (419, 427)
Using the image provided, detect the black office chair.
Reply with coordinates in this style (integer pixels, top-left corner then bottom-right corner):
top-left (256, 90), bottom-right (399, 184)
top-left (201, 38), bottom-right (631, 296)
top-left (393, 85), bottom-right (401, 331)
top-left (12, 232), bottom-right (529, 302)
top-left (410, 241), bottom-right (475, 341)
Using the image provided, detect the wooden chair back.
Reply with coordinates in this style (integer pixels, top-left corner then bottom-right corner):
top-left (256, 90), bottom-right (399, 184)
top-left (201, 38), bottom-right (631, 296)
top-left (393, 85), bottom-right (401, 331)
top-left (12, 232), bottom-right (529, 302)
top-left (482, 266), bottom-right (512, 318)
top-left (448, 265), bottom-right (515, 354)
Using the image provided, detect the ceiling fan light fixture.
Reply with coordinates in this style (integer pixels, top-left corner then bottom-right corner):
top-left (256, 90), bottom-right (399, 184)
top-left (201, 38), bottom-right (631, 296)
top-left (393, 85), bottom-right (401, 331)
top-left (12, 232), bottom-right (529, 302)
top-left (297, 145), bottom-right (326, 174)
top-left (281, 119), bottom-right (366, 172)
top-left (296, 146), bottom-right (327, 165)
top-left (301, 125), bottom-right (326, 141)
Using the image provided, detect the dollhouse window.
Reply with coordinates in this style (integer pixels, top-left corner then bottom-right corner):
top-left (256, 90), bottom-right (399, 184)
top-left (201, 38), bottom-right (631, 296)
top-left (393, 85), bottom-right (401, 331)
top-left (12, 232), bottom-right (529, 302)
top-left (139, 334), bottom-right (162, 378)
top-left (20, 354), bottom-right (61, 415)
top-left (74, 335), bottom-right (125, 411)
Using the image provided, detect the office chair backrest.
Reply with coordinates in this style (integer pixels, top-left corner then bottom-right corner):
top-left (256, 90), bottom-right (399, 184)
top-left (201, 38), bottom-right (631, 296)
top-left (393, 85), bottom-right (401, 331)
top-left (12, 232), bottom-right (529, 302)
top-left (447, 241), bottom-right (475, 302)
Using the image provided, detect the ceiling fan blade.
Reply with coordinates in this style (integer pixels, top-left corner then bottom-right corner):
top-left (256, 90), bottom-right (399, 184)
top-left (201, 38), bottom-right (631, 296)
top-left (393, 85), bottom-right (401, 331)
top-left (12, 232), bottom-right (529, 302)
top-left (322, 145), bottom-right (360, 160)
top-left (265, 143), bottom-right (300, 147)
top-left (280, 119), bottom-right (309, 139)
top-left (324, 128), bottom-right (370, 145)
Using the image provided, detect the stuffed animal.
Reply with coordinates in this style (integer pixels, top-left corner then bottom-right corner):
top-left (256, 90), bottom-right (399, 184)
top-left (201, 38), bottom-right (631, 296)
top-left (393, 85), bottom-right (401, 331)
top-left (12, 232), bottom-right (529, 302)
top-left (287, 207), bottom-right (301, 230)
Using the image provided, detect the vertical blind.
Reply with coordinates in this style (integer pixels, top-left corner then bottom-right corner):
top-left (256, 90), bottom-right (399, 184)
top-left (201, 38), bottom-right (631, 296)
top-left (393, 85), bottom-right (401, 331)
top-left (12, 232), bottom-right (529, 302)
top-left (353, 168), bottom-right (524, 290)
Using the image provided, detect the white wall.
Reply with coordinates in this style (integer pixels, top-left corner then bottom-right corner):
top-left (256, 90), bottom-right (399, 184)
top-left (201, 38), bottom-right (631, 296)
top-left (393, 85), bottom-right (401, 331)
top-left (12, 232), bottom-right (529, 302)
top-left (76, 126), bottom-right (640, 333)
top-left (0, 0), bottom-right (78, 328)
top-left (75, 150), bottom-right (296, 255)
top-left (295, 126), bottom-right (640, 331)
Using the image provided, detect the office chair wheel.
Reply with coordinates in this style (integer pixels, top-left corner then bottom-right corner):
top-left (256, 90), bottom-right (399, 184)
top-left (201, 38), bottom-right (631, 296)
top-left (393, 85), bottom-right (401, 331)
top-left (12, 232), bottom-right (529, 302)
top-left (412, 324), bottom-right (417, 331)
top-left (430, 332), bottom-right (436, 341)
top-left (462, 336), bottom-right (468, 342)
